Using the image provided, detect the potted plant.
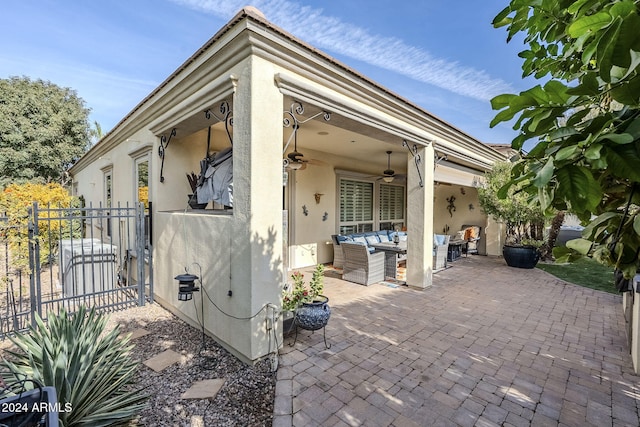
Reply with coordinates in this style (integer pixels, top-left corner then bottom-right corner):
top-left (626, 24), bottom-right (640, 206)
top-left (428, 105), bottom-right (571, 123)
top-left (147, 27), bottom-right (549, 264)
top-left (281, 264), bottom-right (330, 333)
top-left (478, 161), bottom-right (545, 268)
top-left (186, 172), bottom-right (208, 209)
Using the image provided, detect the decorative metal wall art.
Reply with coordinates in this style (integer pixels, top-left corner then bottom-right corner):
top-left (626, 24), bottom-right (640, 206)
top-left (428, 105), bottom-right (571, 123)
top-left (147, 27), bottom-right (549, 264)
top-left (446, 195), bottom-right (456, 217)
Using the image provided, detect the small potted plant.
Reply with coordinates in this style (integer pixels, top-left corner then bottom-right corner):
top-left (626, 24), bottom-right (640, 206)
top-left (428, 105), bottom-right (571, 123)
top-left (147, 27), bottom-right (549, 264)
top-left (282, 264), bottom-right (330, 332)
top-left (478, 161), bottom-right (545, 268)
top-left (186, 172), bottom-right (208, 209)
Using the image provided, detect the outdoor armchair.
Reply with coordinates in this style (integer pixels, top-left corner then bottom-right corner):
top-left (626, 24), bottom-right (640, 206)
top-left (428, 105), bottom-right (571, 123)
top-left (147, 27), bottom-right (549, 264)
top-left (341, 242), bottom-right (385, 286)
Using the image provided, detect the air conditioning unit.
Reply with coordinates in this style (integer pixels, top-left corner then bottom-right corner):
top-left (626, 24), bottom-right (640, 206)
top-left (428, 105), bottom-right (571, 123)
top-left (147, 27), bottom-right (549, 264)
top-left (59, 239), bottom-right (117, 297)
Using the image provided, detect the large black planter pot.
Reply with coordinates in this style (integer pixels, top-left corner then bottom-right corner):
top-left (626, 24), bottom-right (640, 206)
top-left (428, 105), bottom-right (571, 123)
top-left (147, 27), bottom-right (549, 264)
top-left (295, 295), bottom-right (331, 331)
top-left (503, 245), bottom-right (540, 269)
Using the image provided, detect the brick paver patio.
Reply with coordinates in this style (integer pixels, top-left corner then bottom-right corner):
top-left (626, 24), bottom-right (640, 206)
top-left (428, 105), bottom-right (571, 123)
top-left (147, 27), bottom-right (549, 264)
top-left (274, 256), bottom-right (640, 426)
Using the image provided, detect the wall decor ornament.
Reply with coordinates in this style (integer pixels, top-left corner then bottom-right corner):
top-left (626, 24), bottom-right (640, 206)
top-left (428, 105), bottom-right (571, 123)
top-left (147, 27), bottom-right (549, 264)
top-left (446, 195), bottom-right (456, 217)
top-left (302, 205), bottom-right (308, 216)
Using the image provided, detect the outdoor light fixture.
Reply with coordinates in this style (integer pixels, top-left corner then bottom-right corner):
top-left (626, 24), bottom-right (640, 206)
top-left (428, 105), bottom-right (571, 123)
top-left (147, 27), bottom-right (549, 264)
top-left (175, 273), bottom-right (199, 301)
top-left (288, 161), bottom-right (303, 170)
top-left (382, 176), bottom-right (394, 183)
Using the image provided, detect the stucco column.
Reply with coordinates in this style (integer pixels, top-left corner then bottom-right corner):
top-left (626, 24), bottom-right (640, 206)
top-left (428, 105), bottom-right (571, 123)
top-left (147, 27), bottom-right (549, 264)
top-left (406, 143), bottom-right (435, 288)
top-left (231, 57), bottom-right (284, 361)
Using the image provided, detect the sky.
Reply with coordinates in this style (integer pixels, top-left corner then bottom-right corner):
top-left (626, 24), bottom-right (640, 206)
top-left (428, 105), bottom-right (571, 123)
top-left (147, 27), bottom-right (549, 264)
top-left (0, 0), bottom-right (536, 146)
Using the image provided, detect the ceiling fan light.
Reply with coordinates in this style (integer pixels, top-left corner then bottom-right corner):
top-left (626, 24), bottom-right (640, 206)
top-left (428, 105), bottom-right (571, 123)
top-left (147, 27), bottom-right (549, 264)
top-left (383, 176), bottom-right (394, 183)
top-left (289, 161), bottom-right (303, 170)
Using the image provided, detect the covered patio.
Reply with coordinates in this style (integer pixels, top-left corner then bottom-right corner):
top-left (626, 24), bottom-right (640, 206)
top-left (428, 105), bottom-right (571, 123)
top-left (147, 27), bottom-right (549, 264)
top-left (275, 257), bottom-right (640, 426)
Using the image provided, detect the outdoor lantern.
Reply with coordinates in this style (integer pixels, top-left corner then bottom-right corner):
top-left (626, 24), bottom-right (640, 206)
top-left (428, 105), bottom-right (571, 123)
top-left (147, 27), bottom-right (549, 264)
top-left (175, 273), bottom-right (199, 301)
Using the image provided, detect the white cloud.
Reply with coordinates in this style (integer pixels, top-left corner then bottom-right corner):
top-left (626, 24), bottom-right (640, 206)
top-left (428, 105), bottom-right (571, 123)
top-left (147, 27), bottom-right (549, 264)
top-left (170, 0), bottom-right (514, 101)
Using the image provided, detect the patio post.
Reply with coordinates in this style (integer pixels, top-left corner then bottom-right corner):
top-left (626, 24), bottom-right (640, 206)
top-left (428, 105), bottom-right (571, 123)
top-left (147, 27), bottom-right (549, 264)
top-left (406, 143), bottom-right (435, 288)
top-left (227, 58), bottom-right (285, 361)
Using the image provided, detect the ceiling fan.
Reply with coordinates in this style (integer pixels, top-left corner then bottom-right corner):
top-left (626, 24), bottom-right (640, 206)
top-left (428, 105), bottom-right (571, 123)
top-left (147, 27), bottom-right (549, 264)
top-left (381, 151), bottom-right (396, 182)
top-left (285, 124), bottom-right (308, 170)
top-left (377, 151), bottom-right (405, 183)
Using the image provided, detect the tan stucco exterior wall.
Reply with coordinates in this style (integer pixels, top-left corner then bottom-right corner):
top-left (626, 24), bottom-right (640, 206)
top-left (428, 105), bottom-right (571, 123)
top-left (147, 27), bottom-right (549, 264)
top-left (70, 10), bottom-right (504, 363)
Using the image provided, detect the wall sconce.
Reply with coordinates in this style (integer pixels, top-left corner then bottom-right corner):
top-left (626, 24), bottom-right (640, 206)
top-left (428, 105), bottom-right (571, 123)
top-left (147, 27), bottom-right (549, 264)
top-left (469, 204), bottom-right (475, 211)
top-left (314, 193), bottom-right (324, 204)
top-left (175, 273), bottom-right (199, 301)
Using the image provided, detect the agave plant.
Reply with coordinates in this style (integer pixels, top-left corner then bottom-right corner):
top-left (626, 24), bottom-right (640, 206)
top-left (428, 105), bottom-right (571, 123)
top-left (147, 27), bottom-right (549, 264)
top-left (1, 306), bottom-right (147, 427)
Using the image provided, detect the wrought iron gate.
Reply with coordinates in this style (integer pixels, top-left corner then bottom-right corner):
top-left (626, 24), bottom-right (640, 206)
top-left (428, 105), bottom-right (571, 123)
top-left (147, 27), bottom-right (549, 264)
top-left (0, 202), bottom-right (153, 338)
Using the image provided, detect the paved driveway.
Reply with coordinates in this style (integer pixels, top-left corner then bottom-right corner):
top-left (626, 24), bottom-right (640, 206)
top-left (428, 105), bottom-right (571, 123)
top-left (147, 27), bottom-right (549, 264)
top-left (274, 256), bottom-right (640, 426)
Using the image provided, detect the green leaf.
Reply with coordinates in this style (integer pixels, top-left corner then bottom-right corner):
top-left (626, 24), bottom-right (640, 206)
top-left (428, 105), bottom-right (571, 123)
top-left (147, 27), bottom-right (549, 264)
top-left (610, 73), bottom-right (640, 105)
top-left (568, 0), bottom-right (596, 14)
top-left (492, 6), bottom-right (512, 28)
top-left (611, 13), bottom-right (640, 68)
top-left (543, 80), bottom-right (569, 104)
top-left (549, 127), bottom-right (580, 141)
top-left (555, 145), bottom-right (579, 161)
top-left (567, 238), bottom-right (593, 255)
top-left (596, 132), bottom-right (634, 144)
top-left (567, 11), bottom-right (612, 38)
top-left (532, 157), bottom-right (554, 186)
top-left (610, 1), bottom-right (635, 18)
top-left (490, 93), bottom-right (516, 110)
top-left (567, 72), bottom-right (600, 96)
top-left (634, 214), bottom-right (640, 236)
top-left (584, 143), bottom-right (603, 160)
top-left (556, 165), bottom-right (602, 212)
top-left (597, 18), bottom-right (622, 82)
top-left (605, 144), bottom-right (640, 181)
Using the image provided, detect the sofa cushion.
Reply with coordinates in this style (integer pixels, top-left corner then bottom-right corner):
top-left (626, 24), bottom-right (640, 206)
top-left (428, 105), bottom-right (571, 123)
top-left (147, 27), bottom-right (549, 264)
top-left (434, 234), bottom-right (446, 246)
top-left (352, 235), bottom-right (368, 245)
top-left (365, 234), bottom-right (380, 245)
top-left (376, 230), bottom-right (390, 242)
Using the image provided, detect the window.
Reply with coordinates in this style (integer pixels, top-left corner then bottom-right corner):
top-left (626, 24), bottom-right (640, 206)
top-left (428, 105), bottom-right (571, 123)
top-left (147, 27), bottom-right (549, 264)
top-left (338, 178), bottom-right (405, 234)
top-left (339, 179), bottom-right (374, 234)
top-left (379, 184), bottom-right (405, 230)
top-left (104, 170), bottom-right (112, 238)
top-left (134, 154), bottom-right (151, 246)
top-left (136, 158), bottom-right (149, 207)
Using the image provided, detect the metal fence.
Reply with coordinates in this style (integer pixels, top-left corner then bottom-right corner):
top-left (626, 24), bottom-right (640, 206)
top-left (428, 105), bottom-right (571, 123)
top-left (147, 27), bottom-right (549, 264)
top-left (0, 202), bottom-right (153, 338)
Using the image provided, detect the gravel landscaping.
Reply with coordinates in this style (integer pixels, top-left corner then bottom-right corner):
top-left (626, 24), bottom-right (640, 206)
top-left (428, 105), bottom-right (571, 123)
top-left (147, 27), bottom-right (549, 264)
top-left (106, 303), bottom-right (276, 426)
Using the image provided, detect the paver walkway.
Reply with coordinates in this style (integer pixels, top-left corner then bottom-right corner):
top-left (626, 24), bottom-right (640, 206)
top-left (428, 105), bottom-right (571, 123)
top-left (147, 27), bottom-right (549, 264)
top-left (274, 256), bottom-right (640, 426)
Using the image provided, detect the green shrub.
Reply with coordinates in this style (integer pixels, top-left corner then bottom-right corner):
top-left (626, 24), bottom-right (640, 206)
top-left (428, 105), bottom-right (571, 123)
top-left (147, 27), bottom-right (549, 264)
top-left (1, 306), bottom-right (147, 427)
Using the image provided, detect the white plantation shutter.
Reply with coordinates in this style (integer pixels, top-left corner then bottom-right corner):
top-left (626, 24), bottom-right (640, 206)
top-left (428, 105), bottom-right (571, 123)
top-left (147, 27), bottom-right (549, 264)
top-left (340, 179), bottom-right (373, 231)
top-left (338, 178), bottom-right (405, 233)
top-left (379, 184), bottom-right (404, 221)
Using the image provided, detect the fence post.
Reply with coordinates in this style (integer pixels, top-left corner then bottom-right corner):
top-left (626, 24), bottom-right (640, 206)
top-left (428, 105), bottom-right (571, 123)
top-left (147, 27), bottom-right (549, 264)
top-left (147, 201), bottom-right (154, 303)
top-left (136, 203), bottom-right (146, 306)
top-left (27, 203), bottom-right (41, 326)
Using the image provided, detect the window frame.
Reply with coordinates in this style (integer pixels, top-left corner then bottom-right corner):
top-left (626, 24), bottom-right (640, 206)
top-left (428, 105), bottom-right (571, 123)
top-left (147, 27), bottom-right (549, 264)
top-left (337, 173), bottom-right (405, 234)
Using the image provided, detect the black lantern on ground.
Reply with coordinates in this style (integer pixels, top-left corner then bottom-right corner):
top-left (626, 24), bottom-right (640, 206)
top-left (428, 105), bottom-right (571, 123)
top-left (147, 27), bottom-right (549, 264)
top-left (175, 273), bottom-right (199, 301)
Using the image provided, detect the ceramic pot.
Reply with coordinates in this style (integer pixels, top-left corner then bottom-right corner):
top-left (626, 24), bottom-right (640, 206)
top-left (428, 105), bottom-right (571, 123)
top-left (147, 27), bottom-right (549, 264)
top-left (503, 245), bottom-right (540, 269)
top-left (295, 295), bottom-right (331, 331)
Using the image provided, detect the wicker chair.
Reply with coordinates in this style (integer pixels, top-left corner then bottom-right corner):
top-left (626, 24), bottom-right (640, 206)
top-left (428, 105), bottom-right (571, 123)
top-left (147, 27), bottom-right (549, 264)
top-left (341, 242), bottom-right (385, 286)
top-left (433, 234), bottom-right (450, 270)
top-left (331, 234), bottom-right (344, 269)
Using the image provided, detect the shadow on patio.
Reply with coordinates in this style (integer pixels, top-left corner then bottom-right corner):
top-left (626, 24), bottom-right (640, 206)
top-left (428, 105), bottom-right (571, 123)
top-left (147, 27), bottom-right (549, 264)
top-left (275, 256), bottom-right (640, 426)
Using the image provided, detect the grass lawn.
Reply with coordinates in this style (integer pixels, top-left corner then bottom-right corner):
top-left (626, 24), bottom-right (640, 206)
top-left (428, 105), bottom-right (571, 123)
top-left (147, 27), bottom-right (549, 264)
top-left (536, 257), bottom-right (617, 294)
